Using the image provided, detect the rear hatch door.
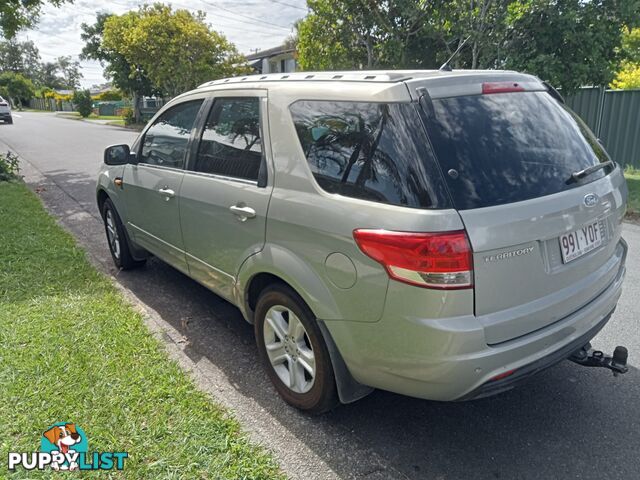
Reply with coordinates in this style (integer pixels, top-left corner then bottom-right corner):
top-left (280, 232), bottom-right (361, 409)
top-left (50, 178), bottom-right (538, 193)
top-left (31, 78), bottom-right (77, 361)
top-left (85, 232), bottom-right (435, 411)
top-left (417, 80), bottom-right (626, 344)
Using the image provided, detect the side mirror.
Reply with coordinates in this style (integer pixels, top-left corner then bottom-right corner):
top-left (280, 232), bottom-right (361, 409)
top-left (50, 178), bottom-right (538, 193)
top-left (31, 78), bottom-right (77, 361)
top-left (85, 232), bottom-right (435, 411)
top-left (104, 144), bottom-right (136, 165)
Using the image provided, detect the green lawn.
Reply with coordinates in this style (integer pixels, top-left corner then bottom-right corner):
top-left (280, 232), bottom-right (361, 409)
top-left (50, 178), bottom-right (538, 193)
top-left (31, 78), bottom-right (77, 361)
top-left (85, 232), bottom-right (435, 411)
top-left (104, 119), bottom-right (126, 126)
top-left (56, 112), bottom-right (125, 121)
top-left (0, 181), bottom-right (283, 479)
top-left (624, 168), bottom-right (640, 215)
top-left (92, 115), bottom-right (122, 120)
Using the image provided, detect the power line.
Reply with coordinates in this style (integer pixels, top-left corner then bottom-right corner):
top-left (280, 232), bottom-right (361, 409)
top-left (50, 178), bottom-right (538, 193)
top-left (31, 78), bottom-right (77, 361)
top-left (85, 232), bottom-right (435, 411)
top-left (199, 0), bottom-right (292, 30)
top-left (203, 11), bottom-right (291, 36)
top-left (266, 0), bottom-right (308, 11)
top-left (70, 0), bottom-right (297, 39)
top-left (27, 0), bottom-right (300, 79)
top-left (106, 0), bottom-right (293, 37)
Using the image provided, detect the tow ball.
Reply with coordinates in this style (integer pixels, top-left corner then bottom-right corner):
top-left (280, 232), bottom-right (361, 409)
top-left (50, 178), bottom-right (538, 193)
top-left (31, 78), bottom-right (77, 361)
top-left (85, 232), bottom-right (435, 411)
top-left (569, 343), bottom-right (629, 377)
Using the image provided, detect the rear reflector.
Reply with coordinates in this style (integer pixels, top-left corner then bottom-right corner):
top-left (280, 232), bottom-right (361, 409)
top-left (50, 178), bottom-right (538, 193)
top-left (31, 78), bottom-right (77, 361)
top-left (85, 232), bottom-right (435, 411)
top-left (482, 82), bottom-right (525, 94)
top-left (353, 229), bottom-right (473, 289)
top-left (489, 369), bottom-right (517, 382)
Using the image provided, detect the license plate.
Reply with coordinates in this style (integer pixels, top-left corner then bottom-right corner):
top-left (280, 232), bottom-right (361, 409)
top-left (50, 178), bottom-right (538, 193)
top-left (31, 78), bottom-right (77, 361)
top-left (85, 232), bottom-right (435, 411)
top-left (559, 221), bottom-right (603, 263)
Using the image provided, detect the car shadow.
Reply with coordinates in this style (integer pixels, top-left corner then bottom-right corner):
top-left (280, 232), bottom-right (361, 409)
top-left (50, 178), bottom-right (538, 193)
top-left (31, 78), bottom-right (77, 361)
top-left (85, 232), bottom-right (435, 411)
top-left (115, 257), bottom-right (640, 480)
top-left (30, 169), bottom-right (640, 480)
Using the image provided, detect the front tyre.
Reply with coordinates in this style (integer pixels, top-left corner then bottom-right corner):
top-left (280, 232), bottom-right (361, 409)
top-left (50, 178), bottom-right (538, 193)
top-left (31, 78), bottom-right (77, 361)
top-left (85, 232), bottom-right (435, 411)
top-left (101, 198), bottom-right (145, 270)
top-left (255, 284), bottom-right (339, 414)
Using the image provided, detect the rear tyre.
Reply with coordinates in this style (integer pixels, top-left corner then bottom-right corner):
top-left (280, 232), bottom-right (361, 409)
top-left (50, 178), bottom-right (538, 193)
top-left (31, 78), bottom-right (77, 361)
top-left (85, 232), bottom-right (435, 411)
top-left (255, 284), bottom-right (339, 414)
top-left (101, 198), bottom-right (145, 270)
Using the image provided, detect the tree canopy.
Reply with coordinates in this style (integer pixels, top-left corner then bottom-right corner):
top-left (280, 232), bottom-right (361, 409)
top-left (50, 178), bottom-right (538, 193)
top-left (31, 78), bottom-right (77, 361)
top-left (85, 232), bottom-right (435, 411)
top-left (0, 72), bottom-right (35, 106)
top-left (81, 12), bottom-right (157, 102)
top-left (0, 40), bottom-right (82, 89)
top-left (501, 0), bottom-right (636, 92)
top-left (0, 0), bottom-right (71, 38)
top-left (37, 56), bottom-right (82, 89)
top-left (0, 39), bottom-right (41, 79)
top-left (621, 26), bottom-right (640, 63)
top-left (611, 27), bottom-right (640, 89)
top-left (296, 0), bottom-right (640, 93)
top-left (101, 4), bottom-right (250, 98)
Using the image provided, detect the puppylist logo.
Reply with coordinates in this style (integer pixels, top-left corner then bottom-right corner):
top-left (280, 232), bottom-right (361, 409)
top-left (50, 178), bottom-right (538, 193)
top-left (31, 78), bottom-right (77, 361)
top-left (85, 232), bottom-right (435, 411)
top-left (7, 422), bottom-right (128, 472)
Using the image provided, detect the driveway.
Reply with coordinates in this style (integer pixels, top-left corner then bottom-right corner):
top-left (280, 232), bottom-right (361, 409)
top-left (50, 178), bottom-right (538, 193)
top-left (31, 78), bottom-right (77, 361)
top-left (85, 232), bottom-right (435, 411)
top-left (2, 112), bottom-right (640, 479)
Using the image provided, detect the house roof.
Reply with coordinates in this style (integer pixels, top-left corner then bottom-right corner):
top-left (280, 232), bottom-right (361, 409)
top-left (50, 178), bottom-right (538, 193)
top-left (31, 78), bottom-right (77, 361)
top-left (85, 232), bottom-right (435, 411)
top-left (246, 44), bottom-right (295, 61)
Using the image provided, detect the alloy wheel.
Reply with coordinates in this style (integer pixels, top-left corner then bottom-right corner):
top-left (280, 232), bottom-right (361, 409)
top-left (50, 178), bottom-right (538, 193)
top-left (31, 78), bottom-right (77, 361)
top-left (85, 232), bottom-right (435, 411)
top-left (105, 208), bottom-right (121, 260)
top-left (263, 305), bottom-right (316, 394)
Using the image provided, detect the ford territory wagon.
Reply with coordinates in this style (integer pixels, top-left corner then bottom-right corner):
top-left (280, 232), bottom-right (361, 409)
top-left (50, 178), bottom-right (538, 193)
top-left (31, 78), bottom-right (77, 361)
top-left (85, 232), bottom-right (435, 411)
top-left (97, 70), bottom-right (627, 413)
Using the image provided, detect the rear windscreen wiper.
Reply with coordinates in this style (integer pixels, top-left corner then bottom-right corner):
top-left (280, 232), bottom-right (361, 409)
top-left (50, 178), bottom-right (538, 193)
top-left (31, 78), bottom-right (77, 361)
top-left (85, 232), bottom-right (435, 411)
top-left (568, 160), bottom-right (614, 183)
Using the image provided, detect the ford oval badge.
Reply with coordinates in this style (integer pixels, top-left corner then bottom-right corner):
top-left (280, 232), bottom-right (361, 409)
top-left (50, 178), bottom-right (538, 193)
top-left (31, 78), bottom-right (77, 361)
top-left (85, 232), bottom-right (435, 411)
top-left (584, 193), bottom-right (599, 208)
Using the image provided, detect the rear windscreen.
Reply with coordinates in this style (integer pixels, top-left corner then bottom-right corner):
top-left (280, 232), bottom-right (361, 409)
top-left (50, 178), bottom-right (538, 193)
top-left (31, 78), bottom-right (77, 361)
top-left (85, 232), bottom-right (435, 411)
top-left (421, 92), bottom-right (611, 210)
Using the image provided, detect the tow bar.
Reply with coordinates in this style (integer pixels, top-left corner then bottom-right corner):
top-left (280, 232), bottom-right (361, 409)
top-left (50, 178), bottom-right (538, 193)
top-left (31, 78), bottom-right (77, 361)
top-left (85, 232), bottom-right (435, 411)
top-left (569, 343), bottom-right (629, 377)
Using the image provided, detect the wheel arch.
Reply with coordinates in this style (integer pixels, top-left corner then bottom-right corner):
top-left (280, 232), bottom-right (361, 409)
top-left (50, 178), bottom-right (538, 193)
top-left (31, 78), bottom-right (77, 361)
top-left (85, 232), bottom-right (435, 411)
top-left (237, 244), bottom-right (341, 323)
top-left (238, 247), bottom-right (374, 405)
top-left (96, 188), bottom-right (109, 215)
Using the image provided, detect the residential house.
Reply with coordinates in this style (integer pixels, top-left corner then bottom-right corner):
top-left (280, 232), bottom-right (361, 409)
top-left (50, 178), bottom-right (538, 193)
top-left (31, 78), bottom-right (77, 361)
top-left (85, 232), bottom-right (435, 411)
top-left (246, 44), bottom-right (297, 74)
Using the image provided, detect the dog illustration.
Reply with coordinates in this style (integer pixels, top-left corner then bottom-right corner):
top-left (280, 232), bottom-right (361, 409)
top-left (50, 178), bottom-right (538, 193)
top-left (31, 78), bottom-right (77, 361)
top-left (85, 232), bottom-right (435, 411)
top-left (43, 423), bottom-right (81, 470)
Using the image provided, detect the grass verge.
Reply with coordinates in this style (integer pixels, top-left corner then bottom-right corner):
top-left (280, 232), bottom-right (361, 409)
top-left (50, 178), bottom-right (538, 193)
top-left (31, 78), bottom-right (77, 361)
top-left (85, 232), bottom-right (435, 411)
top-left (0, 181), bottom-right (283, 479)
top-left (624, 168), bottom-right (640, 219)
top-left (56, 112), bottom-right (125, 122)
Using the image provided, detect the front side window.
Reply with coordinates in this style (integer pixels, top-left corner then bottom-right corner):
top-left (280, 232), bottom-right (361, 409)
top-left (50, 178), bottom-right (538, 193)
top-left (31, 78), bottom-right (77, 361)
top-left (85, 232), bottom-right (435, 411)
top-left (290, 100), bottom-right (449, 208)
top-left (140, 100), bottom-right (203, 169)
top-left (194, 97), bottom-right (262, 181)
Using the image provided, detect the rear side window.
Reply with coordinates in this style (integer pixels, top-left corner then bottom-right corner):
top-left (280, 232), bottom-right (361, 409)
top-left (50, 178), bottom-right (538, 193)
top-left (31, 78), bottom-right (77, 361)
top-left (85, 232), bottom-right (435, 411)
top-left (421, 92), bottom-right (611, 210)
top-left (290, 101), bottom-right (449, 209)
top-left (140, 100), bottom-right (203, 169)
top-left (194, 97), bottom-right (262, 181)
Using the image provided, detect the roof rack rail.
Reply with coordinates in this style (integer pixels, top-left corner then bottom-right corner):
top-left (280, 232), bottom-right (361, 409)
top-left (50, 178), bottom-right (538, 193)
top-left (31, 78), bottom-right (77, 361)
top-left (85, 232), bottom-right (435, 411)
top-left (195, 69), bottom-right (519, 89)
top-left (196, 71), bottom-right (432, 88)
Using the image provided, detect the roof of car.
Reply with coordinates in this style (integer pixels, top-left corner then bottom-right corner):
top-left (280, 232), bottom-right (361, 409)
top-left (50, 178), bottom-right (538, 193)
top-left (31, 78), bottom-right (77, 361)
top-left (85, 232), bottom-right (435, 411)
top-left (170, 69), bottom-right (544, 107)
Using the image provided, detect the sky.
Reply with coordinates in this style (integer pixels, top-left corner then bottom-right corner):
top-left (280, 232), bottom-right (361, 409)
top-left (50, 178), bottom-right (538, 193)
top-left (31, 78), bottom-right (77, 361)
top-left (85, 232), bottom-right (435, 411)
top-left (17, 0), bottom-right (308, 88)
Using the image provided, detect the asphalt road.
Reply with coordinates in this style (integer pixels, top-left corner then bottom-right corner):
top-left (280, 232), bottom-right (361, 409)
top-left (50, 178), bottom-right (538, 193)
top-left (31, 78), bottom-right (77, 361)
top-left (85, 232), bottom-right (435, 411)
top-left (2, 112), bottom-right (639, 480)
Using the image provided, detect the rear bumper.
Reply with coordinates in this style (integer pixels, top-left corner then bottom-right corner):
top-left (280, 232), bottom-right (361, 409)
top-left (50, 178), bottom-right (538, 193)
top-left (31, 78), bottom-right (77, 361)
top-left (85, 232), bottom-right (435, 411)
top-left (326, 239), bottom-right (627, 401)
top-left (457, 308), bottom-right (614, 400)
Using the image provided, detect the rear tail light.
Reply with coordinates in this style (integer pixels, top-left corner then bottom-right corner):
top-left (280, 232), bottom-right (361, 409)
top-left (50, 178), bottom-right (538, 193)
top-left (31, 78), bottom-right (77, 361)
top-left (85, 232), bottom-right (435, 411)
top-left (353, 229), bottom-right (473, 289)
top-left (482, 82), bottom-right (525, 94)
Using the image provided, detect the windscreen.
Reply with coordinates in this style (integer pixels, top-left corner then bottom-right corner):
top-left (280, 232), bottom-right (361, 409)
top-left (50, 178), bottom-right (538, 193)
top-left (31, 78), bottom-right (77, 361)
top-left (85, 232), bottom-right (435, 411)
top-left (421, 91), bottom-right (611, 210)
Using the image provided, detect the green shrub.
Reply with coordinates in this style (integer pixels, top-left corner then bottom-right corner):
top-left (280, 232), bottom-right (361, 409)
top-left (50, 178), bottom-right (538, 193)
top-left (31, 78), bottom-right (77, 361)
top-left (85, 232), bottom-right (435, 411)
top-left (122, 106), bottom-right (135, 125)
top-left (0, 151), bottom-right (20, 181)
top-left (93, 89), bottom-right (124, 101)
top-left (72, 89), bottom-right (93, 118)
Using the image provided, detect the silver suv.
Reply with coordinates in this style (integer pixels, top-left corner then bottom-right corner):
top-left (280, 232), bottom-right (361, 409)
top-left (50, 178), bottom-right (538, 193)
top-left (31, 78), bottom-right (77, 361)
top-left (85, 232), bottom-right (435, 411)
top-left (97, 70), bottom-right (627, 413)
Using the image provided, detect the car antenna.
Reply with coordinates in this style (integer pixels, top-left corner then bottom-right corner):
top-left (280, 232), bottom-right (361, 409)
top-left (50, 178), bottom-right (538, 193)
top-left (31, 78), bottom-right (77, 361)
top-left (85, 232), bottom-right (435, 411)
top-left (439, 36), bottom-right (471, 72)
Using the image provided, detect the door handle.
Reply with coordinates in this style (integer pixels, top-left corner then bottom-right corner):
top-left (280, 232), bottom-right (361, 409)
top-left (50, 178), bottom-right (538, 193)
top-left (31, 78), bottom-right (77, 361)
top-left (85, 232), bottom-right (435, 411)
top-left (229, 204), bottom-right (256, 221)
top-left (158, 187), bottom-right (175, 199)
